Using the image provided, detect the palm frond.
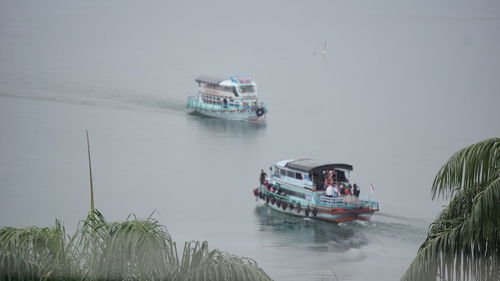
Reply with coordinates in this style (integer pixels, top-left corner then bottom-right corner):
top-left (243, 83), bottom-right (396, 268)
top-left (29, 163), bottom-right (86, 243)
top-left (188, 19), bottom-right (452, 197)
top-left (0, 220), bottom-right (75, 280)
top-left (469, 176), bottom-right (500, 240)
top-left (70, 210), bottom-right (178, 280)
top-left (1, 210), bottom-right (273, 281)
top-left (179, 241), bottom-right (273, 281)
top-left (432, 137), bottom-right (499, 200)
top-left (402, 137), bottom-right (500, 281)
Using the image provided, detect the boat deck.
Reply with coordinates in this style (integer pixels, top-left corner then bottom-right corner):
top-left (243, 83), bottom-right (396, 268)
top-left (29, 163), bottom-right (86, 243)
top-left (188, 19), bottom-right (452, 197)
top-left (261, 188), bottom-right (379, 211)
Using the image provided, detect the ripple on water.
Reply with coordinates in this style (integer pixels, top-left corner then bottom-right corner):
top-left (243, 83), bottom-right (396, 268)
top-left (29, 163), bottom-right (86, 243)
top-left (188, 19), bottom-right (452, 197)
top-left (254, 205), bottom-right (429, 252)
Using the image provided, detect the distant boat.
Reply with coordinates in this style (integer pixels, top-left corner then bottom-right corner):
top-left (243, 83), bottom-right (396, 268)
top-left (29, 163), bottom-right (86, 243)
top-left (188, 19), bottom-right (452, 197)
top-left (253, 159), bottom-right (379, 223)
top-left (186, 75), bottom-right (268, 122)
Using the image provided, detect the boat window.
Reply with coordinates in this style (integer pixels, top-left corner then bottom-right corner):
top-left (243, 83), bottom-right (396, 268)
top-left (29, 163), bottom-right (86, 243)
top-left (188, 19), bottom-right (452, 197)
top-left (280, 169), bottom-right (286, 176)
top-left (240, 86), bottom-right (255, 93)
top-left (295, 173), bottom-right (303, 180)
top-left (204, 84), bottom-right (233, 93)
top-left (287, 171), bottom-right (294, 177)
top-left (285, 189), bottom-right (306, 199)
top-left (232, 87), bottom-right (239, 97)
top-left (335, 170), bottom-right (347, 182)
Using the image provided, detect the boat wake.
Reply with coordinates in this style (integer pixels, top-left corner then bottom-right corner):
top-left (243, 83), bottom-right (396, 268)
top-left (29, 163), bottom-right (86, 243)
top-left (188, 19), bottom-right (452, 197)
top-left (254, 205), bottom-right (369, 252)
top-left (254, 205), bottom-right (429, 250)
top-left (0, 89), bottom-right (186, 114)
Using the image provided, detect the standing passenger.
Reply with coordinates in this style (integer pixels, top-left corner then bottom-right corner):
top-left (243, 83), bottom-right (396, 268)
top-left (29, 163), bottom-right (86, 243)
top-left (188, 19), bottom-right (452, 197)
top-left (334, 184), bottom-right (340, 197)
top-left (344, 186), bottom-right (351, 195)
top-left (339, 183), bottom-right (345, 195)
top-left (324, 170), bottom-right (333, 187)
top-left (325, 185), bottom-right (334, 197)
top-left (259, 169), bottom-right (267, 185)
top-left (353, 183), bottom-right (360, 197)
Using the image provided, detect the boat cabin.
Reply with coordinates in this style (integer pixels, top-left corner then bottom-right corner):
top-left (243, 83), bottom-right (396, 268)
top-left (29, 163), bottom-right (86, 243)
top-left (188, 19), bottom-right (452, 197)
top-left (196, 75), bottom-right (257, 96)
top-left (271, 159), bottom-right (352, 190)
top-left (195, 75), bottom-right (258, 105)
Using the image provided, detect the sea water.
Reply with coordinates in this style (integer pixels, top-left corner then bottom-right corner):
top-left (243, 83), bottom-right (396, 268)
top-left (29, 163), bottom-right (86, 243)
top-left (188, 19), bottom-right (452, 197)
top-left (1, 1), bottom-right (499, 280)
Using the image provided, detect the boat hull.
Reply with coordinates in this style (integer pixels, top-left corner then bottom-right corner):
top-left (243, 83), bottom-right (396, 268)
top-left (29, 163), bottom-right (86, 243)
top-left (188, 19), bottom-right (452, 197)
top-left (190, 107), bottom-right (266, 122)
top-left (253, 187), bottom-right (378, 223)
top-left (187, 96), bottom-right (267, 122)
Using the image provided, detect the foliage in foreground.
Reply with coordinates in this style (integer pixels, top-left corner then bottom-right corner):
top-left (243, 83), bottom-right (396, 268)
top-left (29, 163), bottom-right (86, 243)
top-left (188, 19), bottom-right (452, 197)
top-left (401, 137), bottom-right (500, 281)
top-left (0, 210), bottom-right (272, 281)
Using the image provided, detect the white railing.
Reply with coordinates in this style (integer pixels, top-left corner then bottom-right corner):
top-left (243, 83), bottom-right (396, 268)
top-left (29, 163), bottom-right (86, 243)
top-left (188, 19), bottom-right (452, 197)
top-left (187, 96), bottom-right (266, 112)
top-left (318, 195), bottom-right (377, 209)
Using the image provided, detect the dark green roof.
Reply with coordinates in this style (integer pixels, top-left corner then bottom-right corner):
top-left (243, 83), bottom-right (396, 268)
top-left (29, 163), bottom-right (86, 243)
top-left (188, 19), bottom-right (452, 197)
top-left (285, 159), bottom-right (353, 173)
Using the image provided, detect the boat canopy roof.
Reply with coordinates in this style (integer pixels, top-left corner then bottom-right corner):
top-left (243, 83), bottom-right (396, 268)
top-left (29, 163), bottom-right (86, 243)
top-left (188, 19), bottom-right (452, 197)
top-left (196, 75), bottom-right (224, 85)
top-left (285, 159), bottom-right (353, 173)
top-left (196, 75), bottom-right (256, 87)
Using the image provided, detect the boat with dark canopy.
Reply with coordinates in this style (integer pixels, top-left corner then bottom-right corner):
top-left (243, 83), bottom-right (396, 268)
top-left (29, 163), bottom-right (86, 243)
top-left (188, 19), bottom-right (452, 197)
top-left (253, 159), bottom-right (379, 222)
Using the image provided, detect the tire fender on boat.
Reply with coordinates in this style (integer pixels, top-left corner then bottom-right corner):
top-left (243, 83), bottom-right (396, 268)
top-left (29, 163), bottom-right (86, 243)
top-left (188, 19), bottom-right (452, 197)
top-left (265, 196), bottom-right (270, 204)
top-left (312, 208), bottom-right (318, 217)
top-left (276, 200), bottom-right (281, 208)
top-left (282, 203), bottom-right (287, 210)
top-left (271, 198), bottom-right (276, 205)
top-left (305, 207), bottom-right (310, 217)
top-left (256, 108), bottom-right (264, 117)
top-left (297, 203), bottom-right (301, 213)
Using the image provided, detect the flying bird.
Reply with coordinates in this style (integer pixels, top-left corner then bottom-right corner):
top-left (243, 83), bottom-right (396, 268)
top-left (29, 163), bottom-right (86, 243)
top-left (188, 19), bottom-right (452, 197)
top-left (320, 40), bottom-right (327, 57)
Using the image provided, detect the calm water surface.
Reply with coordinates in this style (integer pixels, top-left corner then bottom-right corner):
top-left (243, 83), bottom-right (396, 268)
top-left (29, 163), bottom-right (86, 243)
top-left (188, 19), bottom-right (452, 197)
top-left (1, 1), bottom-right (499, 280)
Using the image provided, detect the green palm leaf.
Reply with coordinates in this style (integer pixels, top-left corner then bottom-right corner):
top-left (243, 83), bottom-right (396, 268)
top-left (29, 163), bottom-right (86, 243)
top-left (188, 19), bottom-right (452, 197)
top-left (70, 209), bottom-right (179, 280)
top-left (431, 138), bottom-right (499, 200)
top-left (402, 137), bottom-right (500, 281)
top-left (178, 241), bottom-right (272, 281)
top-left (0, 220), bottom-right (77, 280)
top-left (1, 210), bottom-right (274, 281)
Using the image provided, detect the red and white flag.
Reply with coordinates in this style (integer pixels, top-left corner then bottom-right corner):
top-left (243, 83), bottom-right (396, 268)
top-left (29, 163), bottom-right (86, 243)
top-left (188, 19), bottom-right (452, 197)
top-left (370, 184), bottom-right (375, 193)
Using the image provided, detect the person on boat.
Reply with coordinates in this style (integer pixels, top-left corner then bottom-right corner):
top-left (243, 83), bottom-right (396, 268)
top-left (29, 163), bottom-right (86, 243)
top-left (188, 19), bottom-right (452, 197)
top-left (334, 184), bottom-right (341, 197)
top-left (259, 169), bottom-right (267, 185)
top-left (325, 185), bottom-right (334, 197)
top-left (344, 185), bottom-right (351, 195)
top-left (353, 183), bottom-right (360, 197)
top-left (339, 183), bottom-right (345, 195)
top-left (324, 170), bottom-right (334, 187)
top-left (347, 184), bottom-right (353, 194)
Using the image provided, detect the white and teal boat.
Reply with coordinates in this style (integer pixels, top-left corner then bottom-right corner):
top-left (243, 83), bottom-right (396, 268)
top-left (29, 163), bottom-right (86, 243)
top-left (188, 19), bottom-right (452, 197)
top-left (253, 159), bottom-right (379, 223)
top-left (187, 75), bottom-right (267, 122)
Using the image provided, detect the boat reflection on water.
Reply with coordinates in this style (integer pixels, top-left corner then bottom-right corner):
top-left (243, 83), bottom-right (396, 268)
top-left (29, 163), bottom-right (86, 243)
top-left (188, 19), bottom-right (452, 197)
top-left (187, 111), bottom-right (267, 139)
top-left (254, 205), bottom-right (369, 253)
